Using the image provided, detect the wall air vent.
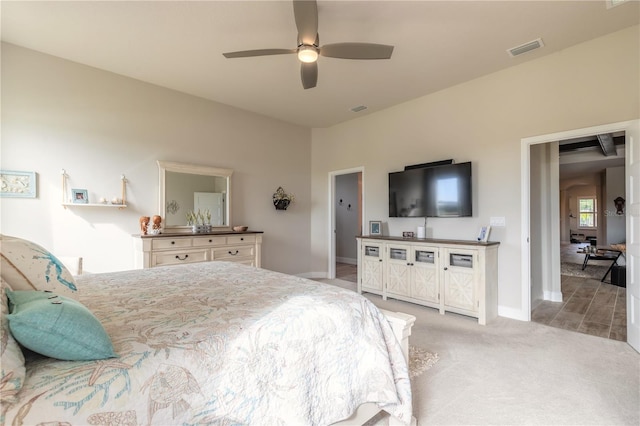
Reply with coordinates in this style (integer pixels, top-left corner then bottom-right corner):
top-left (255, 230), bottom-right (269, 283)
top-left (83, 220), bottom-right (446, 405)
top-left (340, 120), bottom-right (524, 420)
top-left (507, 38), bottom-right (544, 58)
top-left (350, 105), bottom-right (367, 113)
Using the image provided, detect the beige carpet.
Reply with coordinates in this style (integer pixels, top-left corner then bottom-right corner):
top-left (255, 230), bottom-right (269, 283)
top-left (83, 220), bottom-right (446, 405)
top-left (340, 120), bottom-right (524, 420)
top-left (317, 277), bottom-right (639, 425)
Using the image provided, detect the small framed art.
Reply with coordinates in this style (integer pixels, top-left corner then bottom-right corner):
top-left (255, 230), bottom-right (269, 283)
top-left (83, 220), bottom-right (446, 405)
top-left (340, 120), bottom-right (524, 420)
top-left (72, 189), bottom-right (89, 204)
top-left (0, 170), bottom-right (36, 198)
top-left (369, 220), bottom-right (382, 236)
top-left (477, 225), bottom-right (491, 242)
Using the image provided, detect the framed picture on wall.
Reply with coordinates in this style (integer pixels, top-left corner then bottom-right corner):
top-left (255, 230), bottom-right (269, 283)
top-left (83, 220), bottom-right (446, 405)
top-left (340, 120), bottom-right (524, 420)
top-left (0, 170), bottom-right (36, 198)
top-left (72, 188), bottom-right (89, 204)
top-left (369, 220), bottom-right (382, 236)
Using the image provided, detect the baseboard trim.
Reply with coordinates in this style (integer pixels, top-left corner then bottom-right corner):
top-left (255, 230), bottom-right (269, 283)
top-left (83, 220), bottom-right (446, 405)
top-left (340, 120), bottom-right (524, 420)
top-left (297, 272), bottom-right (327, 279)
top-left (336, 257), bottom-right (357, 265)
top-left (544, 290), bottom-right (563, 302)
top-left (498, 305), bottom-right (529, 321)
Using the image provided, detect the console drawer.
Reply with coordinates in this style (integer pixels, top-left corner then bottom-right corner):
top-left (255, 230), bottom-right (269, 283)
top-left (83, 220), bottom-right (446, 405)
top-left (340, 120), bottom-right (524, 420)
top-left (152, 238), bottom-right (192, 250)
top-left (192, 236), bottom-right (227, 247)
top-left (152, 249), bottom-right (208, 266)
top-left (227, 235), bottom-right (255, 245)
top-left (212, 245), bottom-right (255, 260)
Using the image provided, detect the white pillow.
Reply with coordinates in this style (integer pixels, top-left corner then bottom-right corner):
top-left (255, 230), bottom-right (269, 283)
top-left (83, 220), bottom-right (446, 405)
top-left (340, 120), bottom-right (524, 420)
top-left (0, 235), bottom-right (78, 299)
top-left (1, 279), bottom-right (26, 405)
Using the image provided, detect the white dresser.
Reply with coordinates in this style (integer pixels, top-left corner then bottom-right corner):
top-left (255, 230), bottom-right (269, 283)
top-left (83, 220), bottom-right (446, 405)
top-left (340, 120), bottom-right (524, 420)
top-left (135, 231), bottom-right (263, 269)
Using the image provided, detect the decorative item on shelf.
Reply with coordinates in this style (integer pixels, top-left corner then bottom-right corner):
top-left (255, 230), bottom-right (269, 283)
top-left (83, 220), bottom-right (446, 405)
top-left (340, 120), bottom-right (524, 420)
top-left (139, 216), bottom-right (151, 235)
top-left (72, 189), bottom-right (89, 204)
top-left (477, 225), bottom-right (491, 243)
top-left (273, 186), bottom-right (294, 210)
top-left (233, 226), bottom-right (248, 232)
top-left (369, 220), bottom-right (382, 236)
top-left (149, 215), bottom-right (162, 235)
top-left (186, 209), bottom-right (212, 233)
top-left (0, 170), bottom-right (37, 198)
top-left (402, 231), bottom-right (415, 238)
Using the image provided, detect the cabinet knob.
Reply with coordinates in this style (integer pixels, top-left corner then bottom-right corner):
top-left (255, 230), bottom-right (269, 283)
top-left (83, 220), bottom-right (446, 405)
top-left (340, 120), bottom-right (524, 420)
top-left (209, 239), bottom-right (213, 243)
top-left (171, 241), bottom-right (175, 245)
top-left (240, 237), bottom-right (244, 241)
top-left (443, 267), bottom-right (448, 271)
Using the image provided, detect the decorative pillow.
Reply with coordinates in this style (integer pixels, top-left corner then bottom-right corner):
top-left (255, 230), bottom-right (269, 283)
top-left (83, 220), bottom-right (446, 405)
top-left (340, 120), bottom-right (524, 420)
top-left (1, 280), bottom-right (26, 405)
top-left (6, 290), bottom-right (117, 361)
top-left (0, 235), bottom-right (78, 299)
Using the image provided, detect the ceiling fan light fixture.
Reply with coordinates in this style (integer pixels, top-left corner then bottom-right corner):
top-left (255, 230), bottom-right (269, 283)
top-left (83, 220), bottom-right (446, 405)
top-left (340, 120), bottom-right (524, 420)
top-left (297, 45), bottom-right (318, 63)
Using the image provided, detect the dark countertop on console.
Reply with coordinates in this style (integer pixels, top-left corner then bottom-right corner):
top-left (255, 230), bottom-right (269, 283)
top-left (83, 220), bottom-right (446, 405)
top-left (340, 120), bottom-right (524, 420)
top-left (356, 235), bottom-right (499, 247)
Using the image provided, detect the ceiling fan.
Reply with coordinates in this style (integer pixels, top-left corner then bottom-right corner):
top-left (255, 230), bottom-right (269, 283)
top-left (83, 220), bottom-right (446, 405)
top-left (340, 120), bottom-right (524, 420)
top-left (222, 0), bottom-right (394, 89)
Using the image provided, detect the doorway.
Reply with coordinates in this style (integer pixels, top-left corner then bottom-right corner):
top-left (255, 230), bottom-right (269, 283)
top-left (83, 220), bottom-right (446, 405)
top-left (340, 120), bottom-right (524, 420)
top-left (328, 168), bottom-right (363, 280)
top-left (521, 120), bottom-right (639, 352)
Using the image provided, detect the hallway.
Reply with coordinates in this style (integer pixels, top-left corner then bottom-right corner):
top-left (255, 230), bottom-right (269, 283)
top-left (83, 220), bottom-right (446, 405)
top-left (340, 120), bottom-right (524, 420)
top-left (531, 243), bottom-right (626, 341)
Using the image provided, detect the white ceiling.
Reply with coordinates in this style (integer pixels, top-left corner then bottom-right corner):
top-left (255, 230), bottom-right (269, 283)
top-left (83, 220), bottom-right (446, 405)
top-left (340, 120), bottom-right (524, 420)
top-left (1, 0), bottom-right (639, 128)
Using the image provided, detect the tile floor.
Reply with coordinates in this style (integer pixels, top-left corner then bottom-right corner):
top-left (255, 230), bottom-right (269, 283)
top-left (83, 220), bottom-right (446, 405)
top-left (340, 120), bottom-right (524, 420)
top-left (531, 243), bottom-right (627, 341)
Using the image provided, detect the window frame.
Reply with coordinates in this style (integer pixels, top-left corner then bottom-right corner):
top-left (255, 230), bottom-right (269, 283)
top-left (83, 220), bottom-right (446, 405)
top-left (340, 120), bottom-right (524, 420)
top-left (578, 197), bottom-right (597, 229)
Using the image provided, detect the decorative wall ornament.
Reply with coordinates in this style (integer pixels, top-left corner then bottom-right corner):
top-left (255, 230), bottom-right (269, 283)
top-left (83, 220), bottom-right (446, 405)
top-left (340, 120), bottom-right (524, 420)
top-left (0, 170), bottom-right (36, 198)
top-left (166, 200), bottom-right (180, 215)
top-left (613, 196), bottom-right (625, 215)
top-left (273, 186), bottom-right (294, 210)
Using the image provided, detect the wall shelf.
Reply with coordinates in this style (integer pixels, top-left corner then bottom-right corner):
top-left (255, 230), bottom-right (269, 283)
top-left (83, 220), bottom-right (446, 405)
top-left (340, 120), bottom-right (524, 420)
top-left (61, 169), bottom-right (127, 210)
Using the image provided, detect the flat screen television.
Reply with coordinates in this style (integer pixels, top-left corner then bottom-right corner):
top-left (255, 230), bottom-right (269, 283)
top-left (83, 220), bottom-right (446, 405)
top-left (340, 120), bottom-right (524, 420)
top-left (389, 162), bottom-right (472, 218)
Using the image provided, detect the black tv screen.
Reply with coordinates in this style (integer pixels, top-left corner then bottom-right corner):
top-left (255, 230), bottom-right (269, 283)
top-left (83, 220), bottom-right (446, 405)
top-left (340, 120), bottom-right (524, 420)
top-left (389, 162), bottom-right (472, 218)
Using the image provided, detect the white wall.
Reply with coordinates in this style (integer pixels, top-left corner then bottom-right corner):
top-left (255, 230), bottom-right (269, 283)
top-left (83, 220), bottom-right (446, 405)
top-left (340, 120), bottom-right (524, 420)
top-left (1, 43), bottom-right (312, 275)
top-left (605, 166), bottom-right (626, 245)
top-left (310, 25), bottom-right (639, 317)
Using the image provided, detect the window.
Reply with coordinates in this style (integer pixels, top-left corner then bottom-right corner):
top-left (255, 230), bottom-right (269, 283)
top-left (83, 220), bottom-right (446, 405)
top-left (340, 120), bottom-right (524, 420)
top-left (578, 197), bottom-right (597, 228)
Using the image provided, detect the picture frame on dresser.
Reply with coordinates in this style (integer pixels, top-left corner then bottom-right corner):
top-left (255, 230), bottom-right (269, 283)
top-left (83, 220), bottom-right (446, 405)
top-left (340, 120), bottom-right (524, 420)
top-left (369, 221), bottom-right (382, 236)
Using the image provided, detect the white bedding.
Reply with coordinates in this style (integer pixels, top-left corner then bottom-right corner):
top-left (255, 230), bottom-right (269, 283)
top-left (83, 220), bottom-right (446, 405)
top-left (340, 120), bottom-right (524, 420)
top-left (3, 261), bottom-right (412, 425)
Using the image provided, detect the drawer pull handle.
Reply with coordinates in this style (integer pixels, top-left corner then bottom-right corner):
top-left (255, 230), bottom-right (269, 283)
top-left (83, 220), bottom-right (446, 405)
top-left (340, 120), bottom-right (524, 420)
top-left (171, 241), bottom-right (176, 245)
top-left (240, 237), bottom-right (244, 241)
top-left (228, 250), bottom-right (239, 256)
top-left (209, 239), bottom-right (213, 243)
top-left (175, 254), bottom-right (189, 260)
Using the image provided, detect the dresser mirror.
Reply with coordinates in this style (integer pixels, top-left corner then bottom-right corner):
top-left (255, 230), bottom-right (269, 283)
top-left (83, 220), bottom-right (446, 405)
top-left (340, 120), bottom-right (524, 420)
top-left (158, 160), bottom-right (232, 232)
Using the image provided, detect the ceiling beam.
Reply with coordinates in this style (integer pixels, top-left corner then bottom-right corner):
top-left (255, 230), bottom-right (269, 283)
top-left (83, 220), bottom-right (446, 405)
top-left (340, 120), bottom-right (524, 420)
top-left (596, 133), bottom-right (617, 156)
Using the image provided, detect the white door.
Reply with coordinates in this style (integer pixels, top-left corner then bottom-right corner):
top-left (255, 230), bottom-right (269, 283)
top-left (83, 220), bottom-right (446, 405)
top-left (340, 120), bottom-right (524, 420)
top-left (194, 192), bottom-right (224, 226)
top-left (626, 120), bottom-right (640, 353)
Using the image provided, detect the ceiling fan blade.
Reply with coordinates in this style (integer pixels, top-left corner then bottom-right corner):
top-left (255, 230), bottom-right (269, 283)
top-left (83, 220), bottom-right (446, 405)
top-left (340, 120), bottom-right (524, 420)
top-left (320, 43), bottom-right (394, 60)
top-left (300, 62), bottom-right (318, 89)
top-left (293, 0), bottom-right (318, 45)
top-left (223, 49), bottom-right (296, 58)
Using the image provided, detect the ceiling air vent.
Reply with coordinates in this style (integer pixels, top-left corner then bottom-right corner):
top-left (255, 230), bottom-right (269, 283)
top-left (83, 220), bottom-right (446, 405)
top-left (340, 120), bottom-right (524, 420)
top-left (507, 38), bottom-right (544, 58)
top-left (350, 105), bottom-right (367, 113)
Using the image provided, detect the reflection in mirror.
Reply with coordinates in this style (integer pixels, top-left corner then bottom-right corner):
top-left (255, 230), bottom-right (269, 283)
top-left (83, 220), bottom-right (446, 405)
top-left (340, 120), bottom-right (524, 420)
top-left (158, 161), bottom-right (232, 232)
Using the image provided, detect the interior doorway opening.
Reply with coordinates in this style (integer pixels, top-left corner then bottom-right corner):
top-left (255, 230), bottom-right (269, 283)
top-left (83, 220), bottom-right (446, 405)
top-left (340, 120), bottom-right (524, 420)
top-left (328, 168), bottom-right (363, 281)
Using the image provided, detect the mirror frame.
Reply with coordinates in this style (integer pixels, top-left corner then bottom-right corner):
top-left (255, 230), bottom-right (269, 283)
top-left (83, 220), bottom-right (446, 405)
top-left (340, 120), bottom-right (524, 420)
top-left (158, 160), bottom-right (233, 232)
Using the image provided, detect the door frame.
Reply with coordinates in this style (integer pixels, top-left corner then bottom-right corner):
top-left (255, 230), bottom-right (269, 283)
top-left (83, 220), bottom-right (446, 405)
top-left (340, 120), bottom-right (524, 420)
top-left (521, 120), bottom-right (638, 350)
top-left (328, 167), bottom-right (365, 279)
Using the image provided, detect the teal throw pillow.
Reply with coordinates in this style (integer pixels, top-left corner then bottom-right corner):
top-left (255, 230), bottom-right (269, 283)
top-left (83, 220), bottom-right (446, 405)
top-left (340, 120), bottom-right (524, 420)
top-left (6, 290), bottom-right (117, 361)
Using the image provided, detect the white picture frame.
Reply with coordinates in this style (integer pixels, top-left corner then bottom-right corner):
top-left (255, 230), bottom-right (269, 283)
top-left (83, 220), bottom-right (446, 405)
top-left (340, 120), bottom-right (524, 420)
top-left (477, 225), bottom-right (491, 242)
top-left (369, 220), bottom-right (382, 236)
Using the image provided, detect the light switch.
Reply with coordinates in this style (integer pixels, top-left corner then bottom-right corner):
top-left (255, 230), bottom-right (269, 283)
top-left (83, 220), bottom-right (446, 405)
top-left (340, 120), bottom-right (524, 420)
top-left (490, 216), bottom-right (506, 227)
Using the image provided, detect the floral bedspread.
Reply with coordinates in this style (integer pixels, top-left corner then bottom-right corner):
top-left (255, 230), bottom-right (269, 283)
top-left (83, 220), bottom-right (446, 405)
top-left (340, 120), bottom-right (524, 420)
top-left (3, 261), bottom-right (412, 425)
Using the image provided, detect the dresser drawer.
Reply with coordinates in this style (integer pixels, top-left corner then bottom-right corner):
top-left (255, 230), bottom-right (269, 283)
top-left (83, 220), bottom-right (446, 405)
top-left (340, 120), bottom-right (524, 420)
top-left (192, 236), bottom-right (227, 247)
top-left (212, 245), bottom-right (255, 260)
top-left (152, 238), bottom-right (192, 250)
top-left (227, 235), bottom-right (255, 245)
top-left (152, 249), bottom-right (208, 266)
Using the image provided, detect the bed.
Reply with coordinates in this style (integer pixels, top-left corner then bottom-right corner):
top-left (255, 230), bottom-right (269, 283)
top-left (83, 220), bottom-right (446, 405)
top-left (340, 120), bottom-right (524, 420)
top-left (1, 236), bottom-right (414, 425)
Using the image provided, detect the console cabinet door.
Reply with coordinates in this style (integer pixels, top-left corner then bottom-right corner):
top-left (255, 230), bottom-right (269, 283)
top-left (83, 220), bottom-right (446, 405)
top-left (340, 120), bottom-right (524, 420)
top-left (411, 246), bottom-right (439, 304)
top-left (361, 242), bottom-right (384, 294)
top-left (386, 244), bottom-right (411, 297)
top-left (443, 248), bottom-right (478, 312)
